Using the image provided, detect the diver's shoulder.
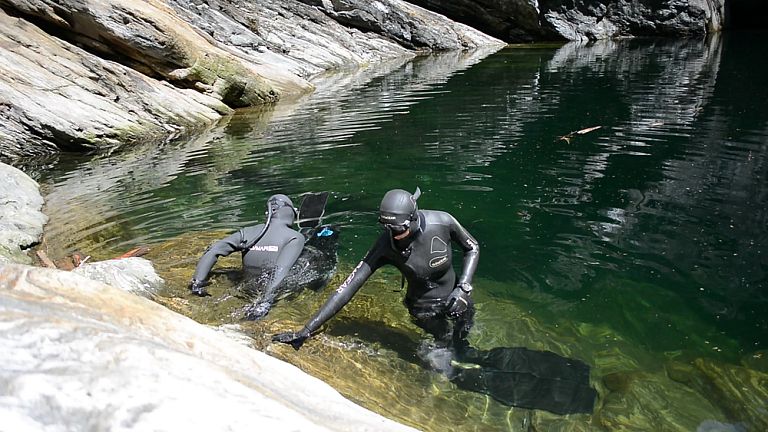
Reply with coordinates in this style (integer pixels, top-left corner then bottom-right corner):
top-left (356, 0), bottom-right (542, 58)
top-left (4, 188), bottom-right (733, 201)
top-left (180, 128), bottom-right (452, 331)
top-left (240, 224), bottom-right (266, 236)
top-left (422, 209), bottom-right (455, 224)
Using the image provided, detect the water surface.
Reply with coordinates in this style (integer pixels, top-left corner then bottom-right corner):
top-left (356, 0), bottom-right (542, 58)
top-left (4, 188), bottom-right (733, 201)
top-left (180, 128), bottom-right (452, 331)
top-left (36, 32), bottom-right (768, 430)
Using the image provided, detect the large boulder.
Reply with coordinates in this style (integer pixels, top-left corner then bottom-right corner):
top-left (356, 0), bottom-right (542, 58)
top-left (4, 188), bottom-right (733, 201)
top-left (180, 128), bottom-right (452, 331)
top-left (0, 162), bottom-right (47, 264)
top-left (0, 263), bottom-right (418, 432)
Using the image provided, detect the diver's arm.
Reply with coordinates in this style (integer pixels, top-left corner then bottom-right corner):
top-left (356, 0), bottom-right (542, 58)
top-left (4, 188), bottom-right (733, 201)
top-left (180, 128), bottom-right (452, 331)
top-left (305, 260), bottom-right (372, 332)
top-left (272, 258), bottom-right (376, 350)
top-left (264, 235), bottom-right (305, 295)
top-left (191, 231), bottom-right (244, 284)
top-left (449, 215), bottom-right (480, 286)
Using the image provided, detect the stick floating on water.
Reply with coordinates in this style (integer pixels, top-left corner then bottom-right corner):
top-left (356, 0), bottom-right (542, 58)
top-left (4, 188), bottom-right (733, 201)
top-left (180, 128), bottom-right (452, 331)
top-left (556, 126), bottom-right (602, 143)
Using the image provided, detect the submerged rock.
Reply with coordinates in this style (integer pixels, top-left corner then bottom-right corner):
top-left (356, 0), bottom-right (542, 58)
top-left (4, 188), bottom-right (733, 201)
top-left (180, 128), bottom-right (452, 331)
top-left (597, 370), bottom-right (728, 431)
top-left (667, 358), bottom-right (768, 431)
top-left (0, 264), bottom-right (417, 432)
top-left (0, 162), bottom-right (47, 264)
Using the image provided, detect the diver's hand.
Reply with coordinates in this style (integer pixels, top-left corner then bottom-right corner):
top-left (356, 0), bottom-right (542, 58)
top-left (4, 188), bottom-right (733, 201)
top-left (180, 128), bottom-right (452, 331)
top-left (272, 328), bottom-right (311, 350)
top-left (188, 279), bottom-right (209, 296)
top-left (445, 283), bottom-right (472, 318)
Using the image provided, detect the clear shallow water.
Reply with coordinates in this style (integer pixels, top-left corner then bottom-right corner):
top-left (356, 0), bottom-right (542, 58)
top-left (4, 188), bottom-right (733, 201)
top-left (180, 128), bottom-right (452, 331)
top-left (35, 32), bottom-right (767, 429)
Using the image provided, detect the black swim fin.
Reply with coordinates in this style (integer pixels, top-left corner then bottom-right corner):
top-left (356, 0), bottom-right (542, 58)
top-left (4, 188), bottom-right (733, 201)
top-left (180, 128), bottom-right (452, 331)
top-left (451, 346), bottom-right (597, 415)
top-left (298, 192), bottom-right (329, 229)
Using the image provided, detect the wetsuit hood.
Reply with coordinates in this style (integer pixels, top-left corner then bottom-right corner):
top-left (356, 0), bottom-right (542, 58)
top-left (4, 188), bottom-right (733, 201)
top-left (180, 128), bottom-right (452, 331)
top-left (379, 188), bottom-right (421, 226)
top-left (267, 194), bottom-right (297, 225)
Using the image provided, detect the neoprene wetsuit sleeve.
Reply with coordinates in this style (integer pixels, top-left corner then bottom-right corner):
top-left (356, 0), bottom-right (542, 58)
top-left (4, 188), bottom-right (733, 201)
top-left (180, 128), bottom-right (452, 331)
top-left (264, 235), bottom-right (305, 294)
top-left (303, 260), bottom-right (374, 333)
top-left (191, 231), bottom-right (244, 282)
top-left (449, 215), bottom-right (480, 286)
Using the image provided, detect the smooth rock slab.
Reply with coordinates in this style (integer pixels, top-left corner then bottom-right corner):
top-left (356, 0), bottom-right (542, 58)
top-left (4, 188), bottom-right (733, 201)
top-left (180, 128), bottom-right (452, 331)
top-left (0, 264), bottom-right (417, 432)
top-left (72, 257), bottom-right (165, 298)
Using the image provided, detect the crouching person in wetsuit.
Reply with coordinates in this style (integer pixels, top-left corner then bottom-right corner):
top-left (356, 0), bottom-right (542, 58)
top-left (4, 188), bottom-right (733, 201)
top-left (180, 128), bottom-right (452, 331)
top-left (189, 194), bottom-right (305, 319)
top-left (272, 187), bottom-right (479, 357)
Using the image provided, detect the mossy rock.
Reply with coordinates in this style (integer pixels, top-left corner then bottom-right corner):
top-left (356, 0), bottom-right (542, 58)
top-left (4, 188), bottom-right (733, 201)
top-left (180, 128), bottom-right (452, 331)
top-left (180, 55), bottom-right (280, 108)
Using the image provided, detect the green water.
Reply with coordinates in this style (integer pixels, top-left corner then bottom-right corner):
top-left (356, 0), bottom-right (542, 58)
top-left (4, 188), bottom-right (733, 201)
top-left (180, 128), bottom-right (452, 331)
top-left (34, 33), bottom-right (767, 430)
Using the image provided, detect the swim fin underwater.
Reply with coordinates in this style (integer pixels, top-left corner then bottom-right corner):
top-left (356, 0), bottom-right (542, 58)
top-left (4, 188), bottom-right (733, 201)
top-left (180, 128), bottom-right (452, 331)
top-left (326, 316), bottom-right (597, 415)
top-left (450, 345), bottom-right (597, 415)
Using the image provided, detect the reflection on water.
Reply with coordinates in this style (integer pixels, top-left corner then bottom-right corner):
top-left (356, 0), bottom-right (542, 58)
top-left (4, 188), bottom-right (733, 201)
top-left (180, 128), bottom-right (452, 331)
top-left (35, 33), bottom-right (768, 430)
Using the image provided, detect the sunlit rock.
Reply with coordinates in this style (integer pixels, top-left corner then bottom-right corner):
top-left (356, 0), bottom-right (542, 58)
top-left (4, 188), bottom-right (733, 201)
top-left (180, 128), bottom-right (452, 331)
top-left (72, 257), bottom-right (164, 298)
top-left (296, 0), bottom-right (505, 51)
top-left (0, 264), bottom-right (417, 432)
top-left (0, 8), bottom-right (229, 160)
top-left (0, 163), bottom-right (47, 264)
top-left (3, 0), bottom-right (310, 104)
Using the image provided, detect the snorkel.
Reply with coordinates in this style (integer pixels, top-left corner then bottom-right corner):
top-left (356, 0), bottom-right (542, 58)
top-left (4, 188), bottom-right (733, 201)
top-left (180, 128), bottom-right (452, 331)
top-left (243, 194), bottom-right (297, 250)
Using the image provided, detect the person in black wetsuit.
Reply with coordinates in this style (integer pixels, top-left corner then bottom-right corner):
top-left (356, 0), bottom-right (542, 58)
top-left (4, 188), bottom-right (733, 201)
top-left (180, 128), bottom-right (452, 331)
top-left (272, 188), bottom-right (598, 415)
top-left (272, 187), bottom-right (479, 353)
top-left (188, 194), bottom-right (305, 318)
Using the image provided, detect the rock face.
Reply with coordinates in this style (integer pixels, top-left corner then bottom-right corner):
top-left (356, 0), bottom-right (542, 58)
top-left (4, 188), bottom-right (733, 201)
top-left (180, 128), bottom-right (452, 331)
top-left (409, 0), bottom-right (726, 42)
top-left (0, 263), bottom-right (418, 432)
top-left (0, 6), bottom-right (231, 159)
top-left (296, 0), bottom-right (505, 51)
top-left (0, 162), bottom-right (47, 264)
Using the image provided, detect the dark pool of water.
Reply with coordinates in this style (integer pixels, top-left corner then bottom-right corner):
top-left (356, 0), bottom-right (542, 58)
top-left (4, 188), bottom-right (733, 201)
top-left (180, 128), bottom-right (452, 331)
top-left (33, 31), bottom-right (767, 429)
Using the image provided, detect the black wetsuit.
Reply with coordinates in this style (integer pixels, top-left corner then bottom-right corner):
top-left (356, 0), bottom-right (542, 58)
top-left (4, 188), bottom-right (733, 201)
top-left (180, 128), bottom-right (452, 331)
top-left (192, 209), bottom-right (305, 316)
top-left (305, 209), bottom-right (479, 347)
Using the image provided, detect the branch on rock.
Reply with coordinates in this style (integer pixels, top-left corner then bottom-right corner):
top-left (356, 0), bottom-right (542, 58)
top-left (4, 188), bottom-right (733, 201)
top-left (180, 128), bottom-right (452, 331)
top-left (35, 250), bottom-right (57, 269)
top-left (116, 246), bottom-right (150, 259)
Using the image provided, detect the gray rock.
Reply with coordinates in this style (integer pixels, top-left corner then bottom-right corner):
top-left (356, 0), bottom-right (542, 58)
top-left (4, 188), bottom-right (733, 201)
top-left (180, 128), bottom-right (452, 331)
top-left (408, 0), bottom-right (725, 42)
top-left (297, 0), bottom-right (506, 51)
top-left (0, 263), bottom-right (418, 432)
top-left (0, 162), bottom-right (47, 264)
top-left (72, 257), bottom-right (165, 298)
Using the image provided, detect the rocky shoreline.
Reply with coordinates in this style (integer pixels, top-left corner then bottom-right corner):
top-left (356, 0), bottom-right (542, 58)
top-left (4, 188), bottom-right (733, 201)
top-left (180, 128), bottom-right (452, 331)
top-left (0, 0), bottom-right (727, 163)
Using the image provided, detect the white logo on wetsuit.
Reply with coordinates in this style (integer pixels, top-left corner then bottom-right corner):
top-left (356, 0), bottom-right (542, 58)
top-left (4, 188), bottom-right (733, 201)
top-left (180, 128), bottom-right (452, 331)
top-left (429, 236), bottom-right (448, 268)
top-left (250, 245), bottom-right (279, 252)
top-left (429, 255), bottom-right (448, 268)
top-left (337, 261), bottom-right (364, 293)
